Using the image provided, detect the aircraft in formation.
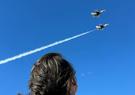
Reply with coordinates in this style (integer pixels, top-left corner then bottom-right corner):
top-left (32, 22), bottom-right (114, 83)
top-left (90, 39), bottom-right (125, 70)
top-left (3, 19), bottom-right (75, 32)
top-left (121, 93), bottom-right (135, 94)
top-left (96, 24), bottom-right (109, 30)
top-left (91, 9), bottom-right (106, 17)
top-left (91, 9), bottom-right (109, 30)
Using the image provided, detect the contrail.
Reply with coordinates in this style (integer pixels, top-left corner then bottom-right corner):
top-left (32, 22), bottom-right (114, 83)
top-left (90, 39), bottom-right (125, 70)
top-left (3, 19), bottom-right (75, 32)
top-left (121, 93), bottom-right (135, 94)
top-left (0, 29), bottom-right (96, 64)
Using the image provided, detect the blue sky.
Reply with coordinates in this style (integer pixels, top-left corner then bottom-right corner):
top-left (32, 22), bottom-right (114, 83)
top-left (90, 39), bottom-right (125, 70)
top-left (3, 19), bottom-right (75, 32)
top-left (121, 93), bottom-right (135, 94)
top-left (0, 0), bottom-right (135, 95)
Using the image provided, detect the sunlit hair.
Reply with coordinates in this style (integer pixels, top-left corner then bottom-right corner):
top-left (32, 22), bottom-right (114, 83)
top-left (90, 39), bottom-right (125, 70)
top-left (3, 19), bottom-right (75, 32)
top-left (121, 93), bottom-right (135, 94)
top-left (29, 53), bottom-right (77, 95)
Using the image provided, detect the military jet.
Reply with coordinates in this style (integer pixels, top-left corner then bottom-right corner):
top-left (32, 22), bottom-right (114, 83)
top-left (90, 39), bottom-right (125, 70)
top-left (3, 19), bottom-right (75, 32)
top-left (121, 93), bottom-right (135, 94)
top-left (96, 24), bottom-right (109, 30)
top-left (91, 9), bottom-right (106, 17)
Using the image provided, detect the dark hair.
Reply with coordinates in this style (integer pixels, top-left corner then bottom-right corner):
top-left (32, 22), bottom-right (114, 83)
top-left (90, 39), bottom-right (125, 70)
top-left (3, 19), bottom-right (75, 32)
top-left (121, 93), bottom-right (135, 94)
top-left (29, 53), bottom-right (77, 95)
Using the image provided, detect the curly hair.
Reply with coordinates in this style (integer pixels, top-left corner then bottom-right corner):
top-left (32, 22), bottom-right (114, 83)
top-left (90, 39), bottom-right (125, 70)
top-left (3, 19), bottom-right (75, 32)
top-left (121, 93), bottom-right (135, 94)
top-left (29, 53), bottom-right (77, 95)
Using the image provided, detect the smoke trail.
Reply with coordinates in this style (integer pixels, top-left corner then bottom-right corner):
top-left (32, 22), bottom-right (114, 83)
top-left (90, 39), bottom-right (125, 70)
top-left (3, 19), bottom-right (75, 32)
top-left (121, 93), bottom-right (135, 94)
top-left (0, 29), bottom-right (96, 64)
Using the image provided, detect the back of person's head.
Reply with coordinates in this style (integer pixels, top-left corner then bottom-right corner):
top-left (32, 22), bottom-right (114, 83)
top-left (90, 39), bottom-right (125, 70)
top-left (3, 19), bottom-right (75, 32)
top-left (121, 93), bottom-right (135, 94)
top-left (29, 53), bottom-right (77, 95)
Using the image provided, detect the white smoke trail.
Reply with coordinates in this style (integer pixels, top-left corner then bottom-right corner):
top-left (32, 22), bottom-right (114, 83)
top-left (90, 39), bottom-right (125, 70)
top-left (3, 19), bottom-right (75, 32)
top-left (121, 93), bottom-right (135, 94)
top-left (0, 29), bottom-right (96, 64)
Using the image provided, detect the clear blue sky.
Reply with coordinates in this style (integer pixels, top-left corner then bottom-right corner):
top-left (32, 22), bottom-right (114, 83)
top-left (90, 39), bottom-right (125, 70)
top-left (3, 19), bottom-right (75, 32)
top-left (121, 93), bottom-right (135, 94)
top-left (0, 0), bottom-right (135, 95)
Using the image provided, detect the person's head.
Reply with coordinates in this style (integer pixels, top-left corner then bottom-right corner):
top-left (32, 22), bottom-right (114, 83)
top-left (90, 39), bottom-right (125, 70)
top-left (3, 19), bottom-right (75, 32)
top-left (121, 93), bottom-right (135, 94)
top-left (29, 53), bottom-right (77, 95)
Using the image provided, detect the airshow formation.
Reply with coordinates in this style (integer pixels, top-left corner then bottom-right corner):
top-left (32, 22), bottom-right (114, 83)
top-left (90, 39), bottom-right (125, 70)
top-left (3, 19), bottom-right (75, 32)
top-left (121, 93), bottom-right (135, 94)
top-left (0, 9), bottom-right (109, 65)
